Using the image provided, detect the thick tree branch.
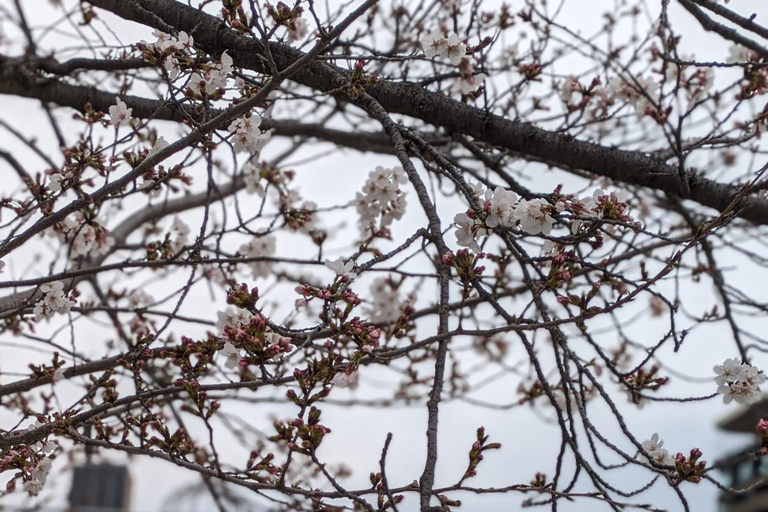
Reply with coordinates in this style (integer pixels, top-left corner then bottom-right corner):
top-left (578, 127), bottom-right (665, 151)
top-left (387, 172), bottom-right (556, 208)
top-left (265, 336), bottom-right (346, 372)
top-left (83, 0), bottom-right (768, 226)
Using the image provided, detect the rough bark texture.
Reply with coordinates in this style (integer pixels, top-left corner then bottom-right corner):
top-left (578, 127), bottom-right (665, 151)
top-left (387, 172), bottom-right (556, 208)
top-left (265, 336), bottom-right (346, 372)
top-left (77, 0), bottom-right (768, 226)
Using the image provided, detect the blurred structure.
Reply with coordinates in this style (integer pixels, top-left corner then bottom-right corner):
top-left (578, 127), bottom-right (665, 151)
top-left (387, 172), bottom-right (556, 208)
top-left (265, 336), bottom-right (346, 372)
top-left (68, 465), bottom-right (131, 512)
top-left (718, 399), bottom-right (768, 512)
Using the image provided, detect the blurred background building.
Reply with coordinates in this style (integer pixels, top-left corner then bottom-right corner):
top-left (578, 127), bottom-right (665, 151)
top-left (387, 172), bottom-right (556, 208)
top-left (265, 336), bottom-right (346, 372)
top-left (718, 399), bottom-right (768, 512)
top-left (68, 465), bottom-right (131, 512)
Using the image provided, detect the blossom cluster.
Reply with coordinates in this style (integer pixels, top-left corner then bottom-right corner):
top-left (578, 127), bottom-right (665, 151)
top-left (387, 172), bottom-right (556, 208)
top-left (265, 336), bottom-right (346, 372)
top-left (228, 115), bottom-right (271, 155)
top-left (558, 74), bottom-right (670, 121)
top-left (420, 29), bottom-right (486, 95)
top-left (641, 433), bottom-right (674, 466)
top-left (354, 166), bottom-right (408, 236)
top-left (140, 30), bottom-right (196, 81)
top-left (24, 457), bottom-right (52, 496)
top-left (714, 358), bottom-right (765, 404)
top-left (366, 277), bottom-right (402, 323)
top-left (215, 308), bottom-right (293, 369)
top-left (189, 51), bottom-right (233, 96)
top-left (238, 236), bottom-right (277, 279)
top-left (54, 212), bottom-right (114, 258)
top-left (454, 185), bottom-right (635, 252)
top-left (33, 282), bottom-right (72, 321)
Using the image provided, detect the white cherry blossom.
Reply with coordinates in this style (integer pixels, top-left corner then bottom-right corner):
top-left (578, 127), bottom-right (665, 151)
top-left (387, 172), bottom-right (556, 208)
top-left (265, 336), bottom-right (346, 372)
top-left (514, 198), bottom-right (556, 235)
top-left (715, 359), bottom-right (765, 404)
top-left (219, 341), bottom-right (240, 369)
top-left (108, 97), bottom-right (132, 127)
top-left (216, 306), bottom-right (253, 332)
top-left (325, 257), bottom-right (357, 280)
top-left (444, 33), bottom-right (466, 65)
top-left (239, 236), bottom-right (276, 278)
top-left (454, 212), bottom-right (486, 252)
top-left (331, 371), bottom-right (360, 389)
top-left (421, 29), bottom-right (447, 59)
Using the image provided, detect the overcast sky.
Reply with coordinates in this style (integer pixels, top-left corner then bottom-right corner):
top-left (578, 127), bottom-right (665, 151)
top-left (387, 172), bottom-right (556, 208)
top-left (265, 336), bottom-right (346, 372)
top-left (3, 1), bottom-right (768, 511)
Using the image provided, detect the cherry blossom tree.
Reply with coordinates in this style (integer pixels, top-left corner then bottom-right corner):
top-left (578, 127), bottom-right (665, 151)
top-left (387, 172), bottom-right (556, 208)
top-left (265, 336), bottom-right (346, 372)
top-left (1, 0), bottom-right (768, 510)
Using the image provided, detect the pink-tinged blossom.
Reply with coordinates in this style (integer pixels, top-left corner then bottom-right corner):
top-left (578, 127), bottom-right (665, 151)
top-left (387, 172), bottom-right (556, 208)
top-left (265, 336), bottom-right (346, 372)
top-left (108, 97), bottom-right (132, 127)
top-left (728, 44), bottom-right (755, 63)
top-left (24, 458), bottom-right (52, 496)
top-left (331, 370), bottom-right (360, 389)
top-left (228, 116), bottom-right (271, 154)
top-left (164, 55), bottom-right (180, 80)
top-left (367, 277), bottom-right (402, 322)
top-left (188, 51), bottom-right (233, 96)
top-left (147, 136), bottom-right (169, 158)
top-left (49, 173), bottom-right (63, 192)
top-left (558, 75), bottom-right (581, 104)
top-left (420, 29), bottom-right (447, 59)
top-left (288, 17), bottom-right (309, 42)
top-left (608, 75), bottom-right (660, 119)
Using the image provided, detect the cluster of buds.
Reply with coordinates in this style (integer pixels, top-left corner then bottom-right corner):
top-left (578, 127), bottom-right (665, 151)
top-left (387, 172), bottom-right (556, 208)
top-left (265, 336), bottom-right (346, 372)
top-left (673, 449), bottom-right (706, 483)
top-left (588, 190), bottom-right (635, 224)
top-left (344, 61), bottom-right (378, 100)
top-left (1, 448), bottom-right (52, 496)
top-left (517, 380), bottom-right (548, 405)
top-left (266, 1), bottom-right (307, 41)
top-left (528, 472), bottom-right (551, 490)
top-left (71, 101), bottom-right (106, 125)
top-left (147, 427), bottom-right (195, 458)
top-left (342, 317), bottom-right (381, 353)
top-left (559, 76), bottom-right (603, 112)
top-left (544, 250), bottom-right (574, 290)
top-left (392, 304), bottom-right (416, 338)
top-left (296, 283), bottom-right (361, 309)
top-left (245, 450), bottom-right (280, 482)
top-left (281, 200), bottom-right (316, 232)
top-left (136, 30), bottom-right (197, 82)
top-left (442, 249), bottom-right (486, 287)
top-left (518, 60), bottom-right (543, 81)
top-left (624, 364), bottom-right (669, 407)
top-left (739, 63), bottom-right (768, 99)
top-left (226, 282), bottom-right (259, 312)
top-left (556, 281), bottom-right (603, 319)
top-left (273, 407), bottom-right (331, 455)
top-left (62, 139), bottom-right (107, 180)
top-left (370, 471), bottom-right (405, 509)
top-left (220, 0), bottom-right (253, 33)
top-left (758, 419), bottom-right (768, 455)
top-left (175, 378), bottom-right (220, 419)
top-left (461, 427), bottom-right (502, 482)
top-left (221, 314), bottom-right (294, 365)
